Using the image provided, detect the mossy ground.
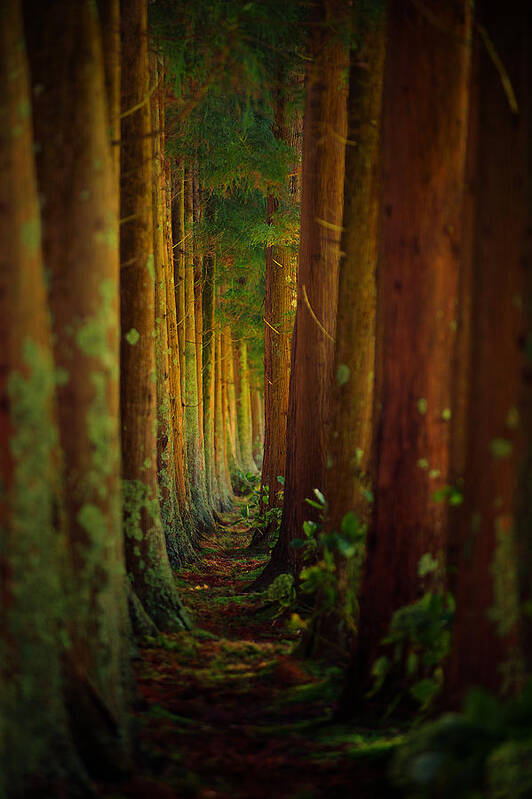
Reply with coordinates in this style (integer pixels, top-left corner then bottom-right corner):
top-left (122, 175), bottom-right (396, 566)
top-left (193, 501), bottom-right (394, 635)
top-left (100, 514), bottom-right (403, 798)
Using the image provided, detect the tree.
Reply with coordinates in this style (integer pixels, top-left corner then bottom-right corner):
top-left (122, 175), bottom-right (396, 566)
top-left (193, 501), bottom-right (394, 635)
top-left (252, 0), bottom-right (349, 588)
top-left (0, 2), bottom-right (83, 790)
top-left (305, 1), bottom-right (388, 659)
top-left (120, 0), bottom-right (190, 630)
top-left (446, 0), bottom-right (532, 705)
top-left (24, 0), bottom-right (132, 769)
top-left (345, 0), bottom-right (471, 707)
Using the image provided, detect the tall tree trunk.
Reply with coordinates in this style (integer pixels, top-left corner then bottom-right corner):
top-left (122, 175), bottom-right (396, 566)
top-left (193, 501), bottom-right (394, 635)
top-left (96, 0), bottom-right (120, 178)
top-left (446, 0), bottom-right (531, 704)
top-left (260, 87), bottom-right (299, 517)
top-left (203, 253), bottom-right (217, 503)
top-left (224, 327), bottom-right (242, 490)
top-left (24, 0), bottom-right (132, 769)
top-left (236, 340), bottom-right (257, 475)
top-left (163, 157), bottom-right (195, 563)
top-left (306, 2), bottom-right (388, 661)
top-left (0, 3), bottom-right (83, 790)
top-left (347, 0), bottom-right (471, 707)
top-left (120, 0), bottom-right (189, 630)
top-left (252, 0), bottom-right (348, 588)
top-left (251, 384), bottom-right (263, 469)
top-left (215, 330), bottom-right (233, 510)
top-left (173, 163), bottom-right (187, 403)
top-left (184, 168), bottom-right (212, 529)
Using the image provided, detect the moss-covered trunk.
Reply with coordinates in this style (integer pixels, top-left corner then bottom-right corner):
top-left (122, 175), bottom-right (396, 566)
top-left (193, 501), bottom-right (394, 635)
top-left (120, 0), bottom-right (190, 630)
top-left (0, 3), bottom-right (83, 790)
top-left (305, 3), bottom-right (387, 663)
top-left (24, 0), bottom-right (132, 769)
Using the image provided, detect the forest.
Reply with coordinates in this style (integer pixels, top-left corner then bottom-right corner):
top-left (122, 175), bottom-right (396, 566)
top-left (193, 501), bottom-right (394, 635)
top-left (1, 0), bottom-right (531, 796)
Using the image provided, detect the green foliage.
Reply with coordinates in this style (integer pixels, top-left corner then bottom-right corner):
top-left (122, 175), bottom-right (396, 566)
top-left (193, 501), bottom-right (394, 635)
top-left (369, 557), bottom-right (454, 715)
top-left (391, 682), bottom-right (532, 798)
top-left (291, 492), bottom-right (367, 646)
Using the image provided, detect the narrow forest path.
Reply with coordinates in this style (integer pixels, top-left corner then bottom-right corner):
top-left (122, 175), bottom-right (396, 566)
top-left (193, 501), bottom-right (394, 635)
top-left (102, 515), bottom-right (403, 799)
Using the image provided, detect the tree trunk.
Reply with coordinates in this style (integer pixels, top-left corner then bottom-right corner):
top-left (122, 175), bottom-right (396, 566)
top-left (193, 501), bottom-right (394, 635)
top-left (252, 0), bottom-right (348, 589)
top-left (236, 340), bottom-right (257, 475)
top-left (0, 3), bottom-right (83, 790)
top-left (260, 86), bottom-right (299, 517)
top-left (203, 253), bottom-right (217, 503)
top-left (173, 163), bottom-right (187, 404)
top-left (214, 330), bottom-right (231, 509)
top-left (348, 0), bottom-right (471, 707)
top-left (24, 0), bottom-right (133, 769)
top-left (163, 157), bottom-right (195, 562)
top-left (445, 0), bottom-right (532, 704)
top-left (306, 2), bottom-right (388, 661)
top-left (184, 167), bottom-right (212, 529)
top-left (120, 0), bottom-right (190, 630)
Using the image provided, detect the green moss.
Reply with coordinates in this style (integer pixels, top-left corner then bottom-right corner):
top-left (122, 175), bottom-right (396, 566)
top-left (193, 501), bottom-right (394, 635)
top-left (2, 339), bottom-right (67, 789)
top-left (75, 278), bottom-right (118, 378)
top-left (20, 217), bottom-right (41, 256)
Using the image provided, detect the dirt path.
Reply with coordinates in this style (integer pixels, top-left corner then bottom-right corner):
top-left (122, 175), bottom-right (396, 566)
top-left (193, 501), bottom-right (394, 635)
top-left (102, 517), bottom-right (402, 798)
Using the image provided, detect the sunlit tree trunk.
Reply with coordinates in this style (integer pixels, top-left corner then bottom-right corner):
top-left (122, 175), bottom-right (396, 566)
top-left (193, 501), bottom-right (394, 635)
top-left (348, 0), bottom-right (471, 706)
top-left (226, 331), bottom-right (242, 484)
top-left (253, 0), bottom-right (348, 588)
top-left (120, 0), bottom-right (189, 630)
top-left (260, 87), bottom-right (299, 518)
top-left (0, 4), bottom-right (83, 790)
top-left (203, 253), bottom-right (216, 503)
top-left (251, 384), bottom-right (263, 469)
top-left (446, 0), bottom-right (531, 704)
top-left (163, 157), bottom-right (195, 561)
top-left (173, 163), bottom-right (187, 404)
top-left (150, 54), bottom-right (191, 568)
top-left (24, 0), bottom-right (133, 768)
top-left (306, 2), bottom-right (388, 660)
top-left (215, 330), bottom-right (233, 510)
top-left (236, 340), bottom-right (257, 475)
top-left (184, 168), bottom-right (212, 529)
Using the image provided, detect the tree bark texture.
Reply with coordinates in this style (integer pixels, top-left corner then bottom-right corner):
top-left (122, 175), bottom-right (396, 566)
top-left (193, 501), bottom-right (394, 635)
top-left (352, 0), bottom-right (471, 701)
top-left (446, 0), bottom-right (532, 703)
top-left (255, 0), bottom-right (348, 587)
top-left (120, 0), bottom-right (189, 630)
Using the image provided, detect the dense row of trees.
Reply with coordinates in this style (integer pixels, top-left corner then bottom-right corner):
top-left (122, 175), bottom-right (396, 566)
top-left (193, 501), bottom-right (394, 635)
top-left (1, 0), bottom-right (530, 794)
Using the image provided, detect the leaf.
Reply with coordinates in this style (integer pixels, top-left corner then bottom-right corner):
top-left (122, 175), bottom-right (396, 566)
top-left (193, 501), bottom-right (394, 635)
top-left (336, 363), bottom-right (350, 385)
top-left (336, 537), bottom-right (356, 558)
top-left (305, 498), bottom-right (323, 509)
top-left (341, 510), bottom-right (360, 538)
top-left (418, 553), bottom-right (439, 578)
top-left (303, 520), bottom-right (317, 538)
top-left (276, 475), bottom-right (285, 486)
top-left (490, 438), bottom-right (513, 458)
top-left (313, 488), bottom-right (326, 505)
top-left (290, 538), bottom-right (307, 550)
top-left (409, 678), bottom-right (440, 709)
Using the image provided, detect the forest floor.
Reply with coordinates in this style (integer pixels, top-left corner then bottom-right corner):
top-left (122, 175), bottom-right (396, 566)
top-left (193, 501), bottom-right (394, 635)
top-left (102, 512), bottom-right (404, 799)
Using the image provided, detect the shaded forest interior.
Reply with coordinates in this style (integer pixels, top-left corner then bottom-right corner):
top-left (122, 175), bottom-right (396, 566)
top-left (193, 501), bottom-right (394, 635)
top-left (1, 0), bottom-right (531, 797)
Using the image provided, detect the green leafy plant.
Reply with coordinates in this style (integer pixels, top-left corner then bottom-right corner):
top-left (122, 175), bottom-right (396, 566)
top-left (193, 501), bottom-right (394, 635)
top-left (290, 490), bottom-right (367, 635)
top-left (392, 682), bottom-right (532, 798)
top-left (369, 556), bottom-right (454, 715)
